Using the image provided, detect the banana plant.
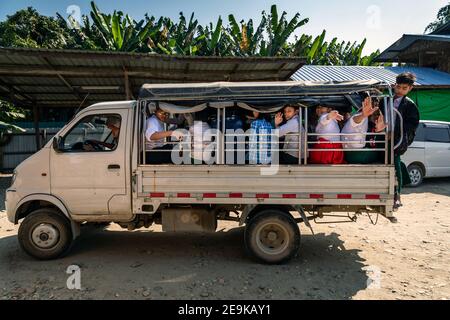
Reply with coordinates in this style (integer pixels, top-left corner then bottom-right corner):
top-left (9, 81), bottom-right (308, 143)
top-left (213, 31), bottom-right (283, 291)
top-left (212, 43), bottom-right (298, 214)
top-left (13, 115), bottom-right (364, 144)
top-left (89, 1), bottom-right (161, 52)
top-left (292, 30), bottom-right (327, 63)
top-left (226, 15), bottom-right (266, 56)
top-left (197, 16), bottom-right (229, 56)
top-left (260, 5), bottom-right (309, 56)
top-left (156, 12), bottom-right (203, 55)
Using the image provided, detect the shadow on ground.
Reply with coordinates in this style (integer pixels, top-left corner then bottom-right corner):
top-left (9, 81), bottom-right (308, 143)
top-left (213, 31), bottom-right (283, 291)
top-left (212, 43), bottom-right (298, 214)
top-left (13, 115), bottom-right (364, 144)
top-left (403, 177), bottom-right (450, 197)
top-left (0, 225), bottom-right (369, 300)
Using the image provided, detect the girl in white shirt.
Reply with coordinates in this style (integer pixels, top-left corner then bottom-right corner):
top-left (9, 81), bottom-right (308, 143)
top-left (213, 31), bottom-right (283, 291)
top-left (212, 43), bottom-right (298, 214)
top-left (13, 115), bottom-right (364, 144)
top-left (310, 105), bottom-right (346, 164)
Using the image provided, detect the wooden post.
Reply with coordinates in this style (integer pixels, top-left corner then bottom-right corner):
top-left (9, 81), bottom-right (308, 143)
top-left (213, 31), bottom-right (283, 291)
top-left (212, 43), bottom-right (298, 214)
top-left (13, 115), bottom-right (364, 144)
top-left (418, 52), bottom-right (424, 67)
top-left (124, 67), bottom-right (131, 100)
top-left (33, 103), bottom-right (40, 151)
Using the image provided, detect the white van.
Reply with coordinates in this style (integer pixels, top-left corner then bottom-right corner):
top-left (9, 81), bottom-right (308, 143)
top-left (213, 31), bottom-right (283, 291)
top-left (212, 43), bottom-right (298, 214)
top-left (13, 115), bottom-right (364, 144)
top-left (403, 121), bottom-right (450, 187)
top-left (5, 81), bottom-right (400, 264)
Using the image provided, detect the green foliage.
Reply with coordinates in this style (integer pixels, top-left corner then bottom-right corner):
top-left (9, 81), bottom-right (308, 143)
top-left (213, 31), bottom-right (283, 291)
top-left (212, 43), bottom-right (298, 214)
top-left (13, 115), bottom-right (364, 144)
top-left (0, 101), bottom-right (27, 134)
top-left (89, 1), bottom-right (162, 52)
top-left (425, 3), bottom-right (450, 33)
top-left (0, 7), bottom-right (75, 49)
top-left (260, 5), bottom-right (309, 56)
top-left (0, 1), bottom-right (381, 65)
top-left (226, 15), bottom-right (266, 56)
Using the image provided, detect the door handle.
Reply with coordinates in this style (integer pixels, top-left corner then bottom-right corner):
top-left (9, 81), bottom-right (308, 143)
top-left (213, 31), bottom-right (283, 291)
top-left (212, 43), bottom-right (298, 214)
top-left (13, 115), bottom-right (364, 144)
top-left (108, 164), bottom-right (121, 170)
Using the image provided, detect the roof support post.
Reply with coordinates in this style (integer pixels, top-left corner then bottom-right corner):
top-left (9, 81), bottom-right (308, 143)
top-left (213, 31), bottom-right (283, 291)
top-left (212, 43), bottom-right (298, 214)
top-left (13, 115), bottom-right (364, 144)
top-left (124, 66), bottom-right (131, 100)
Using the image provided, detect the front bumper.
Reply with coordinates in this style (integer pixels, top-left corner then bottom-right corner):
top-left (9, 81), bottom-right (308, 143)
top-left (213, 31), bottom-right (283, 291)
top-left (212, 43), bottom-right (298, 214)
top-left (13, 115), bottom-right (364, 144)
top-left (5, 189), bottom-right (20, 224)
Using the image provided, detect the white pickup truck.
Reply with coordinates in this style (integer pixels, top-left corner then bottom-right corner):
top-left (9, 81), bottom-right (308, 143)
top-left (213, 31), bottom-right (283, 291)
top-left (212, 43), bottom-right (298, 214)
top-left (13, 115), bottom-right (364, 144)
top-left (5, 81), bottom-right (399, 264)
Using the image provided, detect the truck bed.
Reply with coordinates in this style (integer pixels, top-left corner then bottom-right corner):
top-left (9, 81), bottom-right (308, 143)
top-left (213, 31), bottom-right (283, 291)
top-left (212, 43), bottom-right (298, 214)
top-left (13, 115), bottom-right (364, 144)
top-left (134, 165), bottom-right (396, 216)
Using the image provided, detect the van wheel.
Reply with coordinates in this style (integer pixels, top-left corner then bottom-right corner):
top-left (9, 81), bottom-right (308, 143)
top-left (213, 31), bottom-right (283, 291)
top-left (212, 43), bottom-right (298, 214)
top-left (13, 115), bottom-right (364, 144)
top-left (18, 209), bottom-right (73, 260)
top-left (245, 210), bottom-right (300, 264)
top-left (407, 164), bottom-right (424, 187)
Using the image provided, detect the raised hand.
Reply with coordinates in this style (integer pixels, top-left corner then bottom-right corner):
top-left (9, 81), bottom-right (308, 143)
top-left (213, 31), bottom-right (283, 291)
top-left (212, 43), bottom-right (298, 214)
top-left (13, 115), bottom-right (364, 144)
top-left (362, 97), bottom-right (379, 118)
top-left (327, 110), bottom-right (344, 122)
top-left (275, 112), bottom-right (284, 127)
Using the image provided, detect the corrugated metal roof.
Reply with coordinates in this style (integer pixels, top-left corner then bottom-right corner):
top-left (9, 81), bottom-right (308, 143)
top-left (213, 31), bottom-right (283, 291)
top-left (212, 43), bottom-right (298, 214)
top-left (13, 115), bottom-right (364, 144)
top-left (0, 47), bottom-right (305, 108)
top-left (431, 21), bottom-right (450, 35)
top-left (375, 34), bottom-right (450, 61)
top-left (291, 65), bottom-right (450, 87)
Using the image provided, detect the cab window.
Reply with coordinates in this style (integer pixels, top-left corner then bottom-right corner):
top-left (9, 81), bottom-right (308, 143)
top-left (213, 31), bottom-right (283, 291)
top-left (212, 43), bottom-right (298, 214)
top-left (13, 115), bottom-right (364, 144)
top-left (61, 114), bottom-right (122, 152)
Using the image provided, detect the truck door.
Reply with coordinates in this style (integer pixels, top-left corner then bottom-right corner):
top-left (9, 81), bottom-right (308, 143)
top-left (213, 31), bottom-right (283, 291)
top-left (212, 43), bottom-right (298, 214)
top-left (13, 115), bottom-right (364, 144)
top-left (50, 109), bottom-right (130, 216)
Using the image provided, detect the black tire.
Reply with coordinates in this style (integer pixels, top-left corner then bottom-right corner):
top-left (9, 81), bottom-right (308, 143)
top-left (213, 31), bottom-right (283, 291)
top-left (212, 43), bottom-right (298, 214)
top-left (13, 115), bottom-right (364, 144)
top-left (245, 209), bottom-right (300, 265)
top-left (18, 208), bottom-right (73, 260)
top-left (407, 164), bottom-right (424, 187)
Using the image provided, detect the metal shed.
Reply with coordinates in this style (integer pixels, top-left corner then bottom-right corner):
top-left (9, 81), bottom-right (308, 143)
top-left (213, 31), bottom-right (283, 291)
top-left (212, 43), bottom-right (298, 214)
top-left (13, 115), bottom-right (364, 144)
top-left (374, 34), bottom-right (450, 73)
top-left (292, 65), bottom-right (450, 123)
top-left (0, 47), bottom-right (305, 108)
top-left (0, 47), bottom-right (305, 171)
top-left (291, 65), bottom-right (450, 89)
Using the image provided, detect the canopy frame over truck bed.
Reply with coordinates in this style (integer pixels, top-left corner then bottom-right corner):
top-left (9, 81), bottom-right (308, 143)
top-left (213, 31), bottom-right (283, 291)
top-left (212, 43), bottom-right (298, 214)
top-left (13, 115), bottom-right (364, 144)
top-left (132, 80), bottom-right (399, 220)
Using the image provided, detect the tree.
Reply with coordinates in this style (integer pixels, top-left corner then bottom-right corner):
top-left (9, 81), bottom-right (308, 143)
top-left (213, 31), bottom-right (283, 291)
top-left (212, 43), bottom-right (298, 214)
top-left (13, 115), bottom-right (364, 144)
top-left (425, 3), bottom-right (450, 33)
top-left (226, 15), bottom-right (266, 56)
top-left (88, 1), bottom-right (163, 52)
top-left (260, 5), bottom-right (309, 56)
top-left (0, 101), bottom-right (27, 146)
top-left (0, 7), bottom-right (75, 48)
top-left (0, 1), bottom-right (381, 64)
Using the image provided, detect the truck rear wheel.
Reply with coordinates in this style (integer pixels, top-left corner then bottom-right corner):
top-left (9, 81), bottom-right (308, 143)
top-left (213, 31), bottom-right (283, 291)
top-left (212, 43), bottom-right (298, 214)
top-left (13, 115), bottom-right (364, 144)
top-left (18, 209), bottom-right (73, 260)
top-left (245, 210), bottom-right (300, 264)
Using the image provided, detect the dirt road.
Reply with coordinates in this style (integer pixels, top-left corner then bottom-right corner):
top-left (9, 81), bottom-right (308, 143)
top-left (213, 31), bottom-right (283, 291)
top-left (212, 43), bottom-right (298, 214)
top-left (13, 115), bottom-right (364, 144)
top-left (0, 175), bottom-right (449, 300)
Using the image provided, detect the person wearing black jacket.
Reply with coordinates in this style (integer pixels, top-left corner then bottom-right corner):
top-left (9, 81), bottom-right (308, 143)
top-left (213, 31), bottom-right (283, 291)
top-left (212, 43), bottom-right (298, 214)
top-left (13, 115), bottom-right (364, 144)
top-left (391, 73), bottom-right (420, 209)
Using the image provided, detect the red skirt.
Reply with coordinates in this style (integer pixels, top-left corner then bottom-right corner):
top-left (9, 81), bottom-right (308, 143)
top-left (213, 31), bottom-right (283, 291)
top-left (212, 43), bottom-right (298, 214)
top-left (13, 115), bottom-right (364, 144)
top-left (309, 138), bottom-right (346, 164)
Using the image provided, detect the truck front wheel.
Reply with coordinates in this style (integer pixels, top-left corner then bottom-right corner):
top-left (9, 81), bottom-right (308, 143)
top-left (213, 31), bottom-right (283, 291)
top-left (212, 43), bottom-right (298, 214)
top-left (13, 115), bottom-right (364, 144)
top-left (18, 209), bottom-right (73, 260)
top-left (245, 210), bottom-right (300, 264)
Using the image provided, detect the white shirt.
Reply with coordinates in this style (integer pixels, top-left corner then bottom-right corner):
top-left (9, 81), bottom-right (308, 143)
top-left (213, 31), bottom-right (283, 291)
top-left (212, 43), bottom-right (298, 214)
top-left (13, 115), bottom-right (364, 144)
top-left (341, 113), bottom-right (369, 149)
top-left (315, 113), bottom-right (341, 142)
top-left (393, 97), bottom-right (403, 109)
top-left (279, 115), bottom-right (305, 158)
top-left (145, 115), bottom-right (166, 150)
top-left (393, 96), bottom-right (403, 123)
top-left (189, 121), bottom-right (212, 162)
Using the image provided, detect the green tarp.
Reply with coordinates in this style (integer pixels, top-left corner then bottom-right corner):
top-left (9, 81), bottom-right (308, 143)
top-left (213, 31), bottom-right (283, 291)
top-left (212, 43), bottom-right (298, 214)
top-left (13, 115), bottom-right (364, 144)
top-left (408, 89), bottom-right (450, 122)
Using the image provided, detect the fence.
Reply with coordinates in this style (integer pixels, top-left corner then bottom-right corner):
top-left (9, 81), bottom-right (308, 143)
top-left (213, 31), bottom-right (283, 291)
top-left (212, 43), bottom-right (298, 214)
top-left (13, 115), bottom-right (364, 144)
top-left (0, 129), bottom-right (59, 172)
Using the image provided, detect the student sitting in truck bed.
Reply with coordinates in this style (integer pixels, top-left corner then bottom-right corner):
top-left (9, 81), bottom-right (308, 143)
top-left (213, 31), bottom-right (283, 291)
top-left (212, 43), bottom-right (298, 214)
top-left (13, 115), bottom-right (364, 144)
top-left (189, 120), bottom-right (214, 165)
top-left (145, 107), bottom-right (183, 164)
top-left (274, 105), bottom-right (305, 165)
top-left (341, 97), bottom-right (385, 164)
top-left (247, 111), bottom-right (273, 165)
top-left (309, 104), bottom-right (345, 164)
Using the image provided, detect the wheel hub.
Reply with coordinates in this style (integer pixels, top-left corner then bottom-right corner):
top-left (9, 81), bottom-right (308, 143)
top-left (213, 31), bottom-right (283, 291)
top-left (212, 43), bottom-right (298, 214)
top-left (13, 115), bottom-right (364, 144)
top-left (31, 223), bottom-right (60, 249)
top-left (409, 169), bottom-right (421, 185)
top-left (267, 231), bottom-right (278, 241)
top-left (256, 222), bottom-right (289, 255)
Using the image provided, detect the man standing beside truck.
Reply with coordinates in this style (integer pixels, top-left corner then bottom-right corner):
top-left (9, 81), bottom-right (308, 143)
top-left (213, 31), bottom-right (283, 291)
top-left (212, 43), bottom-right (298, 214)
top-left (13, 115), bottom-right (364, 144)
top-left (390, 72), bottom-right (420, 209)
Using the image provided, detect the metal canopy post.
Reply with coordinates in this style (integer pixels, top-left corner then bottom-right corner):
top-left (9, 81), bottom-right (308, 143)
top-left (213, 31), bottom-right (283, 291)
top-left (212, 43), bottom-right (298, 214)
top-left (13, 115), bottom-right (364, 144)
top-left (298, 108), bottom-right (302, 164)
top-left (304, 107), bottom-right (308, 165)
top-left (32, 103), bottom-right (40, 151)
top-left (222, 108), bottom-right (226, 165)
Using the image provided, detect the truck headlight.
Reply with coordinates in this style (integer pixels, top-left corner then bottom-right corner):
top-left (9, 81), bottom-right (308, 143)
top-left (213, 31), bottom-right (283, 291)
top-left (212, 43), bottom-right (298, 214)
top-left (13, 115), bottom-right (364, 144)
top-left (10, 171), bottom-right (17, 187)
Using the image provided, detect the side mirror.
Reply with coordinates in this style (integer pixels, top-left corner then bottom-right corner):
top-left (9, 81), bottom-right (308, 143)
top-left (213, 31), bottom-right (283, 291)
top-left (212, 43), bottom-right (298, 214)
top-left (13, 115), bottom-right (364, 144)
top-left (52, 136), bottom-right (63, 153)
